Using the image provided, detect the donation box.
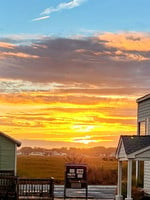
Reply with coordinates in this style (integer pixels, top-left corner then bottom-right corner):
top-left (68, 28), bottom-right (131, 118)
top-left (64, 164), bottom-right (88, 199)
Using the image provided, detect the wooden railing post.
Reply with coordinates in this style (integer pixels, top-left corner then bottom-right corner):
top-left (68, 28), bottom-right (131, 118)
top-left (16, 176), bottom-right (19, 200)
top-left (50, 177), bottom-right (54, 200)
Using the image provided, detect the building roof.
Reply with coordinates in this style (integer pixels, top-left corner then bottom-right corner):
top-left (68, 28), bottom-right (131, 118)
top-left (0, 131), bottom-right (21, 147)
top-left (116, 135), bottom-right (150, 160)
top-left (121, 135), bottom-right (150, 154)
top-left (136, 94), bottom-right (150, 103)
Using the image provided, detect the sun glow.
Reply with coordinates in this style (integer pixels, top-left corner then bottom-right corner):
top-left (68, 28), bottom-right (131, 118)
top-left (0, 83), bottom-right (137, 147)
top-left (72, 125), bottom-right (94, 132)
top-left (73, 136), bottom-right (97, 144)
top-left (79, 139), bottom-right (95, 144)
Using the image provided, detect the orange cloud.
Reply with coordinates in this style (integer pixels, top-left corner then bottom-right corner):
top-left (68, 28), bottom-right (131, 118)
top-left (0, 42), bottom-right (16, 49)
top-left (0, 33), bottom-right (148, 147)
top-left (98, 32), bottom-right (150, 51)
top-left (112, 50), bottom-right (150, 62)
top-left (0, 52), bottom-right (39, 59)
top-left (0, 89), bottom-right (137, 148)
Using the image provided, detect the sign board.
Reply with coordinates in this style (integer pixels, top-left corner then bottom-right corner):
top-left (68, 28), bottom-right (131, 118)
top-left (64, 164), bottom-right (88, 198)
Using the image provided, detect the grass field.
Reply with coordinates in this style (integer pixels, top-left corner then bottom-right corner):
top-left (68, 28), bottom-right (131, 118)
top-left (17, 155), bottom-right (118, 184)
top-left (17, 155), bottom-right (65, 180)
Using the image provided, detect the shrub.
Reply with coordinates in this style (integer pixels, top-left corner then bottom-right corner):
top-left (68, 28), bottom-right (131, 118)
top-left (132, 187), bottom-right (144, 200)
top-left (122, 182), bottom-right (144, 200)
top-left (88, 166), bottom-right (117, 185)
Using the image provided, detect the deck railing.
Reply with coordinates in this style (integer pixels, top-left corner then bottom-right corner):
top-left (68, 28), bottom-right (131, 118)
top-left (18, 178), bottom-right (54, 199)
top-left (0, 174), bottom-right (54, 200)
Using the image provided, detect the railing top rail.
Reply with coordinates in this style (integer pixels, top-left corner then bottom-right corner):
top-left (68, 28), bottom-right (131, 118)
top-left (19, 178), bottom-right (53, 181)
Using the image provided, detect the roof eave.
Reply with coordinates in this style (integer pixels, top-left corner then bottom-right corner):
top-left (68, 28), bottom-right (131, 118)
top-left (115, 136), bottom-right (123, 158)
top-left (0, 131), bottom-right (21, 147)
top-left (136, 94), bottom-right (150, 103)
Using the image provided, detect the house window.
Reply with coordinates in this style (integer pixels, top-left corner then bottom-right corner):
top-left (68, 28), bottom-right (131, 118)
top-left (139, 121), bottom-right (146, 135)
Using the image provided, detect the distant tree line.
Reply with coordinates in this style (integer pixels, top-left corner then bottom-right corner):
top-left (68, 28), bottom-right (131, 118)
top-left (18, 146), bottom-right (116, 158)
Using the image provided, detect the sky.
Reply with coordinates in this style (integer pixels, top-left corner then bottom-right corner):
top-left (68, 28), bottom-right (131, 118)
top-left (0, 0), bottom-right (150, 148)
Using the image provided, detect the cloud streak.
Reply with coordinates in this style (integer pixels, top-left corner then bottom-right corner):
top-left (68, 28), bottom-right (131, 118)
top-left (32, 0), bottom-right (86, 21)
top-left (0, 42), bottom-right (16, 49)
top-left (32, 16), bottom-right (50, 22)
top-left (41, 0), bottom-right (86, 15)
top-left (0, 52), bottom-right (39, 59)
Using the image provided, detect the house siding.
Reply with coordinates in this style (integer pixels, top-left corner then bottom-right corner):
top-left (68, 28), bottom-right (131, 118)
top-left (136, 150), bottom-right (150, 159)
top-left (138, 99), bottom-right (150, 122)
top-left (137, 97), bottom-right (150, 193)
top-left (0, 135), bottom-right (15, 170)
top-left (144, 161), bottom-right (150, 192)
top-left (118, 143), bottom-right (126, 159)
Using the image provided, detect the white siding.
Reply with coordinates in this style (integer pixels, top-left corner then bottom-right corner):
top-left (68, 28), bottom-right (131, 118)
top-left (138, 99), bottom-right (150, 122)
top-left (118, 143), bottom-right (126, 159)
top-left (144, 161), bottom-right (150, 194)
top-left (136, 150), bottom-right (150, 159)
top-left (138, 98), bottom-right (150, 193)
top-left (147, 118), bottom-right (150, 135)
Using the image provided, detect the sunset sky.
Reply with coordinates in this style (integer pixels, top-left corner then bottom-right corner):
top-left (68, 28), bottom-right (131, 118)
top-left (0, 0), bottom-right (150, 148)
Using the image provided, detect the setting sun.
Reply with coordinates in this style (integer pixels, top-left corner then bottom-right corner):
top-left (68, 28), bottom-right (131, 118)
top-left (72, 136), bottom-right (97, 145)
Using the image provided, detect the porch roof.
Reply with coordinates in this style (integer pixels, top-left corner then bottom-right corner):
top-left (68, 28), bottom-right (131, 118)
top-left (116, 135), bottom-right (150, 160)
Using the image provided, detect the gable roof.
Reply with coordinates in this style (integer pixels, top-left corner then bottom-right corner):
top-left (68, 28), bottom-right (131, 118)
top-left (0, 131), bottom-right (21, 147)
top-left (116, 135), bottom-right (150, 159)
top-left (122, 135), bottom-right (150, 154)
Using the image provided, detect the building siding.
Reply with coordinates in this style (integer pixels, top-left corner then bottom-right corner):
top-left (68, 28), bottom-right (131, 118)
top-left (144, 161), bottom-right (150, 192)
top-left (138, 98), bottom-right (150, 193)
top-left (118, 143), bottom-right (126, 159)
top-left (0, 135), bottom-right (15, 170)
top-left (138, 99), bottom-right (150, 122)
top-left (135, 150), bottom-right (150, 159)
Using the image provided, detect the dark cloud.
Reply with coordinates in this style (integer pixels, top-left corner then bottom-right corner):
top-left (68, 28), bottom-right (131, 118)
top-left (0, 34), bottom-right (150, 93)
top-left (126, 36), bottom-right (141, 41)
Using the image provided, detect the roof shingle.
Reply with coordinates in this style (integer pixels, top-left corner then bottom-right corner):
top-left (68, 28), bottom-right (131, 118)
top-left (121, 135), bottom-right (150, 154)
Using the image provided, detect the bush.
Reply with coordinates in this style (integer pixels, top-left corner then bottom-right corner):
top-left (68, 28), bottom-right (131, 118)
top-left (122, 182), bottom-right (144, 200)
top-left (88, 166), bottom-right (117, 185)
top-left (132, 187), bottom-right (144, 200)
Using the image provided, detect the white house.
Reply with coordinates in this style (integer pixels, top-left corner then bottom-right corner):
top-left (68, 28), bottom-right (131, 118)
top-left (115, 94), bottom-right (150, 200)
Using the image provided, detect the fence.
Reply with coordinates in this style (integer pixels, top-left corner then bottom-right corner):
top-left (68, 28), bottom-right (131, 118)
top-left (18, 178), bottom-right (54, 199)
top-left (0, 174), bottom-right (54, 200)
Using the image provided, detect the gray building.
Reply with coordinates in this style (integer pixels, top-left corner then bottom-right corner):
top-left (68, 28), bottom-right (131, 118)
top-left (137, 94), bottom-right (150, 136)
top-left (137, 94), bottom-right (150, 195)
top-left (0, 131), bottom-right (21, 175)
top-left (115, 94), bottom-right (150, 200)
